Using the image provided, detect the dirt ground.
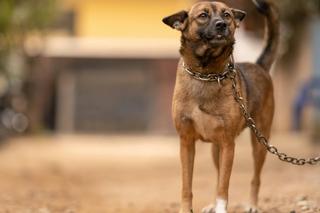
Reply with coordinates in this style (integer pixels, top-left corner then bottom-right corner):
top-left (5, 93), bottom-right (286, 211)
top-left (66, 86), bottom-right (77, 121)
top-left (0, 132), bottom-right (319, 213)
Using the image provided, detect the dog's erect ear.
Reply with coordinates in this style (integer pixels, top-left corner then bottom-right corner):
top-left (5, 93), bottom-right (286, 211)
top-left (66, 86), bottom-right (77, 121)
top-left (162, 10), bottom-right (188, 31)
top-left (232, 9), bottom-right (246, 27)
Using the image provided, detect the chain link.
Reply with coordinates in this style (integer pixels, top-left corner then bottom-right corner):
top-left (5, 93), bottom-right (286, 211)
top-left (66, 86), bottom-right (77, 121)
top-left (228, 69), bottom-right (320, 166)
top-left (182, 61), bottom-right (233, 83)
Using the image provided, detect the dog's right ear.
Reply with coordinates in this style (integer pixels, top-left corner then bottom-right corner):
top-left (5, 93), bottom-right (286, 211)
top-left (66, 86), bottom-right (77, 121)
top-left (162, 10), bottom-right (188, 31)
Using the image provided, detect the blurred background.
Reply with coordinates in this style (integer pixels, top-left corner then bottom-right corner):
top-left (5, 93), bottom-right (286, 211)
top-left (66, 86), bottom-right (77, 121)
top-left (0, 0), bottom-right (319, 213)
top-left (0, 0), bottom-right (319, 136)
top-left (1, 0), bottom-right (320, 137)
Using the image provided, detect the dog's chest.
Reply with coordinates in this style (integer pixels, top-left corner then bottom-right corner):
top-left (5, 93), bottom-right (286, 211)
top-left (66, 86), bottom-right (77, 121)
top-left (174, 81), bottom-right (241, 142)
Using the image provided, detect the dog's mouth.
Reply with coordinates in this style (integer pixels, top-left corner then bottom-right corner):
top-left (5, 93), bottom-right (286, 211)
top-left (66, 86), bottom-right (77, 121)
top-left (208, 34), bottom-right (227, 45)
top-left (215, 34), bottom-right (225, 40)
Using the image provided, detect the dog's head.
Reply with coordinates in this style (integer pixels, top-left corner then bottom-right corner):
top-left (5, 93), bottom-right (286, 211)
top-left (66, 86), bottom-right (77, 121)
top-left (162, 1), bottom-right (246, 60)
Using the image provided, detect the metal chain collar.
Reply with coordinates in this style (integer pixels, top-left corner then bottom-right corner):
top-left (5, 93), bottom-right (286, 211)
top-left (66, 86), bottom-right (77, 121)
top-left (182, 60), bottom-right (320, 166)
top-left (182, 61), bottom-right (234, 85)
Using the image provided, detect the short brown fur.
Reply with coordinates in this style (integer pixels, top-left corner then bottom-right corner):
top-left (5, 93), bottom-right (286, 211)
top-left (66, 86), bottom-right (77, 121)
top-left (163, 0), bottom-right (279, 212)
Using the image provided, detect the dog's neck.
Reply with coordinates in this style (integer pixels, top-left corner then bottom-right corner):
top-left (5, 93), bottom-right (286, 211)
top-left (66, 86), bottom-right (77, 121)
top-left (180, 37), bottom-right (234, 75)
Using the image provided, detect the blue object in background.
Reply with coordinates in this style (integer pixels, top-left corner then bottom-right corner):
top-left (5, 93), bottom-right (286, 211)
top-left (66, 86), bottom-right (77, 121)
top-left (313, 19), bottom-right (320, 78)
top-left (294, 78), bottom-right (320, 131)
top-left (294, 19), bottom-right (320, 136)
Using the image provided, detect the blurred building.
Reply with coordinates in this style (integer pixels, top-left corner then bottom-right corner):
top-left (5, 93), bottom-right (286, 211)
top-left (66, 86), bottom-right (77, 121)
top-left (28, 0), bottom-right (317, 135)
top-left (30, 0), bottom-right (195, 134)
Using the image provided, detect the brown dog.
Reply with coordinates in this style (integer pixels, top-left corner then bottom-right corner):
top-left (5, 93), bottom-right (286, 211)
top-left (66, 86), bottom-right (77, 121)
top-left (162, 0), bottom-right (279, 212)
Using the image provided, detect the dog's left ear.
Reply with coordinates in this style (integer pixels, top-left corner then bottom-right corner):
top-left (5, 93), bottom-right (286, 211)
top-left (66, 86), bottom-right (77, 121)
top-left (232, 9), bottom-right (246, 27)
top-left (162, 10), bottom-right (188, 31)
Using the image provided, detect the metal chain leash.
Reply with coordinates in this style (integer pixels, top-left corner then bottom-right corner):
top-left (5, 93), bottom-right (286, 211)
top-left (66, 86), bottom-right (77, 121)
top-left (228, 68), bottom-right (320, 166)
top-left (182, 58), bottom-right (320, 166)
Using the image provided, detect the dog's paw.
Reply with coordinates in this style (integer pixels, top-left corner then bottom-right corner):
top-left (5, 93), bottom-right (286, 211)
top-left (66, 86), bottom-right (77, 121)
top-left (179, 209), bottom-right (194, 213)
top-left (245, 206), bottom-right (259, 213)
top-left (201, 204), bottom-right (215, 213)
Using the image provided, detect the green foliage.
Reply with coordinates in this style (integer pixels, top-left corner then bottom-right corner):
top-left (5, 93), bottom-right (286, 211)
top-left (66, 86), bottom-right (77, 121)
top-left (0, 0), bottom-right (57, 50)
top-left (0, 0), bottom-right (57, 75)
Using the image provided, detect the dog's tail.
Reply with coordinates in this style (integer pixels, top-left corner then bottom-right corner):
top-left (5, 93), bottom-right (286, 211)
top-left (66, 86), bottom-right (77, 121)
top-left (252, 0), bottom-right (279, 72)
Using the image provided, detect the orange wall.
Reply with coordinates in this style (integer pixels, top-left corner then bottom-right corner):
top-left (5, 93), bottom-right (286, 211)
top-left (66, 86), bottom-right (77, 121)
top-left (65, 0), bottom-right (193, 38)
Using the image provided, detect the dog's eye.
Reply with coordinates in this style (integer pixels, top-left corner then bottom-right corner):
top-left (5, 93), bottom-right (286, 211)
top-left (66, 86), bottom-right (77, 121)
top-left (198, 13), bottom-right (209, 19)
top-left (223, 12), bottom-right (231, 18)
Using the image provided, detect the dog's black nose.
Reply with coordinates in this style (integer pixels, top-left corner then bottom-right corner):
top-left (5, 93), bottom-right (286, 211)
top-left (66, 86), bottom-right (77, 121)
top-left (215, 21), bottom-right (227, 31)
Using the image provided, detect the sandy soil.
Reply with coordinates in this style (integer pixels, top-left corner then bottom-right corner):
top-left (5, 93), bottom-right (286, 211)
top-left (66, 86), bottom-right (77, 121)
top-left (0, 132), bottom-right (319, 213)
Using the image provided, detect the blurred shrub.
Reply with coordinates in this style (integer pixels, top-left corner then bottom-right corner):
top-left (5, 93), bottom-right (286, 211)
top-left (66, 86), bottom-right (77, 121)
top-left (0, 0), bottom-right (57, 134)
top-left (0, 0), bottom-right (57, 72)
top-left (0, 0), bottom-right (57, 96)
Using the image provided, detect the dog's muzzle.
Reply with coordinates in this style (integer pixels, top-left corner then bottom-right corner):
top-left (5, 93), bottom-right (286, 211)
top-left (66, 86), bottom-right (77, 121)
top-left (203, 20), bottom-right (228, 41)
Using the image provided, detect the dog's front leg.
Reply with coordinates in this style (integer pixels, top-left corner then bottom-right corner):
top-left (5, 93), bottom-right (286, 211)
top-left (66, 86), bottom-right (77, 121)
top-left (215, 140), bottom-right (235, 213)
top-left (179, 136), bottom-right (195, 213)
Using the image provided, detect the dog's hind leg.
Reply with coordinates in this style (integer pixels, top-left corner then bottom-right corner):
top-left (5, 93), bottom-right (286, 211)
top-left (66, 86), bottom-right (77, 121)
top-left (203, 139), bottom-right (235, 213)
top-left (202, 140), bottom-right (234, 213)
top-left (211, 143), bottom-right (220, 174)
top-left (248, 121), bottom-right (271, 213)
top-left (215, 140), bottom-right (235, 213)
top-left (201, 144), bottom-right (220, 213)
